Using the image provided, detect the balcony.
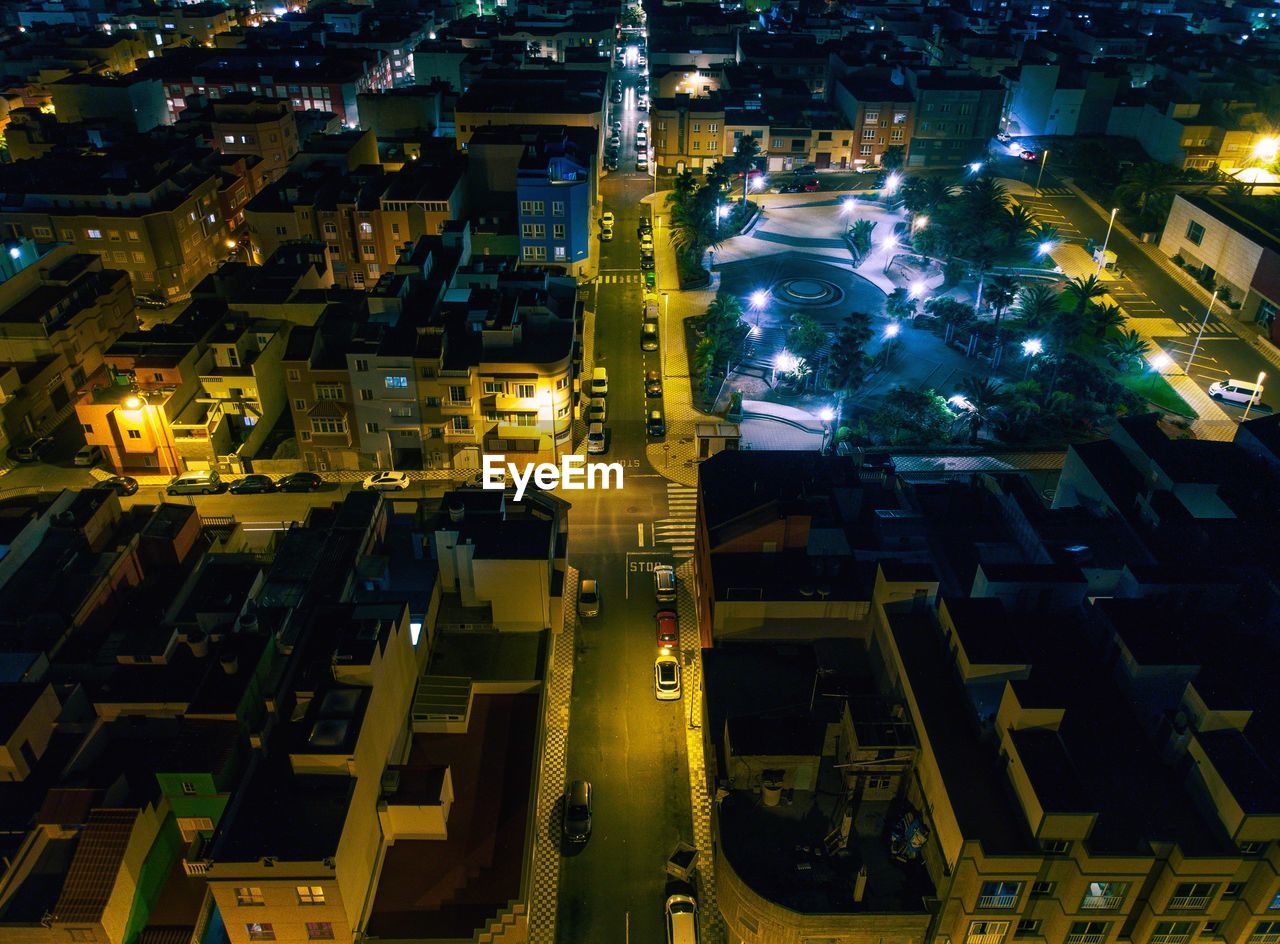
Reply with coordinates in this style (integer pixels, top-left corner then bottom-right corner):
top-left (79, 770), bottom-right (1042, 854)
top-left (443, 426), bottom-right (477, 441)
top-left (440, 398), bottom-right (473, 415)
top-left (978, 894), bottom-right (1021, 910)
top-left (1065, 936), bottom-right (1107, 944)
top-left (1249, 935), bottom-right (1280, 944)
top-left (1081, 895), bottom-right (1126, 911)
top-left (1150, 935), bottom-right (1191, 944)
top-left (1167, 897), bottom-right (1214, 911)
top-left (967, 929), bottom-right (1010, 944)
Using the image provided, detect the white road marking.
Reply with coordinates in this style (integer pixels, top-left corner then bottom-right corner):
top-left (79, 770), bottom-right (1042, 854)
top-left (637, 522), bottom-right (645, 547)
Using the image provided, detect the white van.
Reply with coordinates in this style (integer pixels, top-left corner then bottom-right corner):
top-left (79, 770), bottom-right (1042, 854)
top-left (1208, 379), bottom-right (1262, 405)
top-left (167, 469), bottom-right (222, 495)
top-left (654, 564), bottom-right (676, 603)
top-left (590, 366), bottom-right (608, 397)
top-left (665, 894), bottom-right (698, 944)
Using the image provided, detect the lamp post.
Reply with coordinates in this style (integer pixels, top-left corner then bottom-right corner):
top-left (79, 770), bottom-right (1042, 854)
top-left (818, 406), bottom-right (835, 454)
top-left (1242, 370), bottom-right (1266, 422)
top-left (1094, 207), bottom-right (1118, 277)
top-left (881, 234), bottom-right (898, 275)
top-left (883, 320), bottom-right (901, 365)
top-left (1034, 148), bottom-right (1050, 195)
top-left (1022, 336), bottom-right (1043, 379)
top-left (1184, 289), bottom-right (1219, 378)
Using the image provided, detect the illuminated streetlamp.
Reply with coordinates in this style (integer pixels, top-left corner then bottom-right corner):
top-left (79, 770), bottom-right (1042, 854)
top-left (883, 172), bottom-right (901, 195)
top-left (1094, 207), bottom-right (1118, 277)
top-left (968, 161), bottom-right (984, 174)
top-left (818, 406), bottom-right (836, 454)
top-left (1037, 240), bottom-right (1056, 257)
top-left (1021, 336), bottom-right (1043, 378)
top-left (911, 215), bottom-right (929, 232)
top-left (841, 196), bottom-right (857, 212)
top-left (908, 279), bottom-right (927, 299)
top-left (1243, 370), bottom-right (1267, 421)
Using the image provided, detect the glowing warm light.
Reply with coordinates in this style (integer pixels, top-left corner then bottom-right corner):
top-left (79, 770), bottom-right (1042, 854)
top-left (124, 396), bottom-right (143, 410)
top-left (912, 215), bottom-right (928, 230)
top-left (1254, 137), bottom-right (1279, 161)
top-left (884, 322), bottom-right (902, 339)
top-left (1022, 337), bottom-right (1044, 357)
top-left (750, 289), bottom-right (769, 308)
top-left (225, 239), bottom-right (237, 249)
top-left (1151, 353), bottom-right (1174, 371)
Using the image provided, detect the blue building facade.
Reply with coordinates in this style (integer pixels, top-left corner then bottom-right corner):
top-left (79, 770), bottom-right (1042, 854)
top-left (516, 131), bottom-right (594, 270)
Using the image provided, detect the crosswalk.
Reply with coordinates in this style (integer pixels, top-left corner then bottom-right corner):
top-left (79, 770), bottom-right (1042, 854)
top-left (654, 483), bottom-right (696, 558)
top-left (1035, 186), bottom-right (1074, 197)
top-left (596, 272), bottom-right (645, 284)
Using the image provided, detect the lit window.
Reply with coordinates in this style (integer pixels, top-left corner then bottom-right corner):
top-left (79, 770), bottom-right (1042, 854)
top-left (305, 924), bottom-right (333, 941)
top-left (385, 375), bottom-right (409, 389)
top-left (236, 887), bottom-right (264, 906)
top-left (87, 229), bottom-right (103, 239)
top-left (246, 924), bottom-right (275, 941)
top-left (297, 885), bottom-right (325, 905)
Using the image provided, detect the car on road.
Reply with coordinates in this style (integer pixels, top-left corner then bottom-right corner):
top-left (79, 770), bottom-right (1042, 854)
top-left (646, 408), bottom-right (666, 438)
top-left (996, 130), bottom-right (1011, 143)
top-left (363, 470), bottom-right (411, 491)
top-left (644, 370), bottom-right (663, 397)
top-left (665, 894), bottom-right (698, 944)
top-left (600, 211), bottom-right (615, 228)
top-left (637, 154), bottom-right (648, 170)
top-left (136, 294), bottom-right (168, 310)
top-left (229, 474), bottom-right (276, 494)
top-left (73, 444), bottom-right (104, 466)
top-left (605, 158), bottom-right (619, 171)
top-left (167, 469), bottom-right (222, 495)
top-left (600, 225), bottom-right (614, 241)
top-left (654, 654), bottom-right (681, 700)
top-left (590, 366), bottom-right (608, 396)
top-left (1209, 378), bottom-right (1264, 405)
top-left (586, 422), bottom-right (608, 454)
top-left (277, 471), bottom-right (324, 492)
top-left (1019, 148), bottom-right (1039, 161)
top-left (654, 563), bottom-right (677, 603)
top-left (639, 254), bottom-right (655, 270)
top-left (578, 578), bottom-right (600, 618)
top-left (94, 475), bottom-right (139, 496)
top-left (641, 321), bottom-right (659, 351)
top-left (655, 609), bottom-right (678, 652)
top-left (637, 216), bottom-right (652, 236)
top-left (608, 134), bottom-right (620, 149)
top-left (644, 270), bottom-right (656, 290)
top-left (777, 182), bottom-right (802, 193)
top-left (802, 178), bottom-right (821, 192)
top-left (563, 780), bottom-right (593, 843)
top-left (585, 397), bottom-right (607, 423)
top-left (10, 436), bottom-right (54, 463)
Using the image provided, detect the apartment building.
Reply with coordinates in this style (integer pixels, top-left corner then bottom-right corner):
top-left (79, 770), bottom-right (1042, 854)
top-left (0, 248), bottom-right (136, 447)
top-left (834, 73), bottom-right (916, 167)
top-left (652, 93), bottom-right (727, 174)
top-left (0, 149), bottom-right (235, 301)
top-left (904, 67), bottom-right (1004, 168)
top-left (210, 95), bottom-right (301, 184)
top-left (47, 72), bottom-right (169, 133)
top-left (694, 421), bottom-right (1280, 944)
top-left (453, 69), bottom-right (606, 148)
top-left (1106, 97), bottom-right (1273, 173)
top-left (283, 314), bottom-right (366, 471)
top-left (498, 12), bottom-right (616, 63)
top-left (516, 128), bottom-right (595, 269)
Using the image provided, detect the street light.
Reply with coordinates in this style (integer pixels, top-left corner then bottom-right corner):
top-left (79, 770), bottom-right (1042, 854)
top-left (1243, 370), bottom-right (1266, 421)
top-left (1022, 336), bottom-right (1043, 378)
top-left (1253, 137), bottom-right (1278, 163)
top-left (818, 406), bottom-right (835, 454)
top-left (1184, 289), bottom-right (1219, 377)
top-left (1037, 240), bottom-right (1056, 257)
top-left (880, 233), bottom-right (898, 273)
top-left (1035, 148), bottom-right (1050, 194)
top-left (908, 279), bottom-right (927, 299)
top-left (1094, 206), bottom-right (1118, 277)
top-left (968, 161), bottom-right (984, 174)
top-left (882, 320), bottom-right (901, 365)
top-left (911, 215), bottom-right (929, 232)
top-left (841, 196), bottom-right (857, 212)
top-left (750, 289), bottom-right (769, 308)
top-left (883, 172), bottom-right (901, 194)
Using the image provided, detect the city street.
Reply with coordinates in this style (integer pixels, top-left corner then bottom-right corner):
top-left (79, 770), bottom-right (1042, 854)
top-left (555, 41), bottom-right (700, 944)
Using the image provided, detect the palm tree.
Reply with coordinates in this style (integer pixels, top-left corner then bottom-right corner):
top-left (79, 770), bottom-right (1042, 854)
top-left (1023, 223), bottom-right (1060, 256)
top-left (961, 176), bottom-right (1010, 224)
top-left (1114, 162), bottom-right (1180, 214)
top-left (920, 176), bottom-right (955, 214)
top-left (667, 169), bottom-right (699, 210)
top-left (967, 239), bottom-right (1001, 313)
top-left (825, 312), bottom-right (874, 395)
top-left (1104, 328), bottom-right (1151, 372)
top-left (668, 200), bottom-right (713, 258)
top-left (956, 375), bottom-right (1009, 444)
top-left (847, 218), bottom-right (877, 265)
top-left (1062, 274), bottom-right (1107, 317)
top-left (1088, 302), bottom-right (1126, 338)
top-left (886, 286), bottom-right (917, 321)
top-left (1013, 283), bottom-right (1063, 330)
top-left (726, 136), bottom-right (762, 202)
top-left (986, 274), bottom-right (1021, 337)
top-left (1004, 204), bottom-right (1036, 247)
top-left (899, 176), bottom-right (930, 218)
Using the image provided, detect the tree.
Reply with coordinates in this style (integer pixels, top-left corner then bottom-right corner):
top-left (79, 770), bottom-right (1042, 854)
top-left (1004, 204), bottom-right (1036, 248)
top-left (959, 175), bottom-right (1010, 228)
top-left (986, 274), bottom-right (1021, 338)
top-left (1088, 302), bottom-right (1125, 338)
top-left (956, 375), bottom-right (1010, 444)
top-left (692, 337), bottom-right (717, 396)
top-left (1063, 274), bottom-right (1107, 317)
top-left (847, 218), bottom-right (877, 265)
top-left (668, 200), bottom-right (711, 257)
top-left (867, 387), bottom-right (956, 445)
top-left (967, 239), bottom-right (1001, 312)
top-left (725, 136), bottom-right (762, 203)
top-left (825, 311), bottom-right (874, 395)
top-left (1105, 328), bottom-right (1151, 372)
top-left (920, 176), bottom-right (955, 214)
top-left (881, 145), bottom-right (904, 172)
top-left (1114, 162), bottom-right (1181, 215)
top-left (926, 296), bottom-right (976, 333)
top-left (1023, 222), bottom-right (1060, 256)
top-left (667, 169), bottom-right (699, 210)
top-left (886, 287), bottom-right (917, 321)
top-left (1013, 283), bottom-right (1063, 329)
top-left (786, 313), bottom-right (828, 369)
top-left (899, 176), bottom-right (931, 218)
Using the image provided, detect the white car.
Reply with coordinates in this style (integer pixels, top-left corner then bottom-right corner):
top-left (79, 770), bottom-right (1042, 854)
top-left (587, 422), bottom-right (607, 454)
top-left (363, 471), bottom-right (411, 491)
top-left (74, 444), bottom-right (103, 467)
top-left (1208, 379), bottom-right (1263, 405)
top-left (637, 155), bottom-right (649, 170)
top-left (601, 211), bottom-right (615, 228)
top-left (586, 397), bottom-right (607, 423)
top-left (655, 654), bottom-right (681, 700)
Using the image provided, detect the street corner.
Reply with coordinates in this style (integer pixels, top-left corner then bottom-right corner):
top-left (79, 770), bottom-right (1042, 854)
top-left (645, 439), bottom-right (697, 487)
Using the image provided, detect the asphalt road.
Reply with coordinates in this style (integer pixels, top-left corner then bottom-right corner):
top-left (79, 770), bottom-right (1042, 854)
top-left (555, 50), bottom-right (696, 944)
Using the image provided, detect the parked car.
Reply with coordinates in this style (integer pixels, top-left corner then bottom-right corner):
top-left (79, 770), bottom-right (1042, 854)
top-left (644, 370), bottom-right (663, 398)
top-left (73, 444), bottom-right (103, 467)
top-left (641, 322), bottom-right (659, 351)
top-left (363, 470), bottom-right (411, 491)
top-left (654, 563), bottom-right (677, 603)
top-left (167, 470), bottom-right (222, 495)
top-left (586, 423), bottom-right (608, 454)
top-left (654, 654), bottom-right (681, 700)
top-left (601, 211), bottom-right (615, 228)
top-left (276, 471), bottom-right (324, 492)
top-left (136, 294), bottom-right (168, 310)
top-left (637, 154), bottom-right (649, 170)
top-left (996, 130), bottom-right (1011, 143)
top-left (665, 894), bottom-right (698, 944)
top-left (229, 474), bottom-right (276, 494)
top-left (644, 270), bottom-right (656, 290)
top-left (777, 182), bottom-right (802, 193)
top-left (637, 216), bottom-right (652, 236)
top-left (601, 225), bottom-right (614, 241)
top-left (646, 409), bottom-right (666, 438)
top-left (639, 254), bottom-right (655, 270)
top-left (10, 436), bottom-right (54, 463)
top-left (578, 578), bottom-right (601, 618)
top-left (94, 475), bottom-right (139, 496)
top-left (802, 178), bottom-right (821, 192)
top-left (1209, 379), bottom-right (1263, 405)
top-left (563, 780), bottom-right (593, 843)
top-left (655, 609), bottom-right (678, 652)
top-left (1019, 148), bottom-right (1039, 161)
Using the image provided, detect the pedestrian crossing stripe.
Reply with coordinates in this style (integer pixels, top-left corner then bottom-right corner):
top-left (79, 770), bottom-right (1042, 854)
top-left (657, 484), bottom-right (698, 558)
top-left (597, 273), bottom-right (643, 284)
top-left (1037, 187), bottom-right (1074, 196)
top-left (1180, 319), bottom-right (1236, 336)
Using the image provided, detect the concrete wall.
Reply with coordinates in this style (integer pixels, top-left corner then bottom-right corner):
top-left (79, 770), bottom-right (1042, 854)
top-left (1158, 195), bottom-right (1261, 305)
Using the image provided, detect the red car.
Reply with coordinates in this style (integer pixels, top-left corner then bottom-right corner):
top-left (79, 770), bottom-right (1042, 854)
top-left (656, 609), bottom-right (679, 652)
top-left (802, 178), bottom-right (821, 192)
top-left (1019, 149), bottom-right (1039, 162)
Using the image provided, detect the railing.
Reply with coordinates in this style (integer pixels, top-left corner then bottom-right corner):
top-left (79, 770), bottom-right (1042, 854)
top-left (978, 894), bottom-right (1020, 910)
top-left (966, 932), bottom-right (1009, 944)
top-left (1065, 935), bottom-right (1107, 944)
top-left (1168, 897), bottom-right (1213, 911)
top-left (1081, 896), bottom-right (1126, 911)
top-left (1150, 935), bottom-right (1191, 944)
top-left (1249, 935), bottom-right (1280, 944)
